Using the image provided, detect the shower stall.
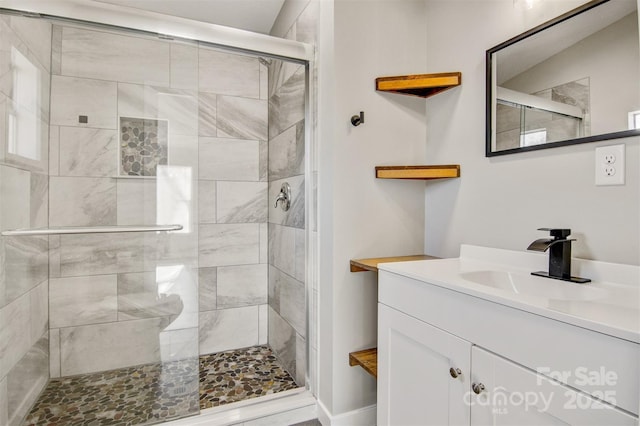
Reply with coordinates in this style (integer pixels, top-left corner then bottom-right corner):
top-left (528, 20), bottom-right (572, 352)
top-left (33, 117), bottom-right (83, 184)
top-left (0, 2), bottom-right (316, 425)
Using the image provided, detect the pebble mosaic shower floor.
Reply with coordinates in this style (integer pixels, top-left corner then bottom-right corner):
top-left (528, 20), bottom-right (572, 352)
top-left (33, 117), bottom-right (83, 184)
top-left (24, 346), bottom-right (299, 426)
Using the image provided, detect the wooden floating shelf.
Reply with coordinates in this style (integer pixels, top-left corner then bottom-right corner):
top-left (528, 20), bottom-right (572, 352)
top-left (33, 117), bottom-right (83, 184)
top-left (349, 348), bottom-right (378, 378)
top-left (375, 165), bottom-right (460, 180)
top-left (350, 255), bottom-right (439, 273)
top-left (375, 72), bottom-right (461, 98)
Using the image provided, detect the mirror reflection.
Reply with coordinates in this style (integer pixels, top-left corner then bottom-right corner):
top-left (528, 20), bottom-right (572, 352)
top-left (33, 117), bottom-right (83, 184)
top-left (487, 0), bottom-right (640, 156)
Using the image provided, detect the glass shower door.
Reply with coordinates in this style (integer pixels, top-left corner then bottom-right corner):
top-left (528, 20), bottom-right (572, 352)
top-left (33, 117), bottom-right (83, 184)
top-left (0, 13), bottom-right (52, 426)
top-left (10, 19), bottom-right (201, 425)
top-left (2, 7), bottom-right (313, 424)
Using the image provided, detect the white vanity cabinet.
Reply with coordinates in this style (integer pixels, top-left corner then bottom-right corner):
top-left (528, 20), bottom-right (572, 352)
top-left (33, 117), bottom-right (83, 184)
top-left (377, 267), bottom-right (640, 426)
top-left (378, 304), bottom-right (471, 426)
top-left (470, 346), bottom-right (636, 426)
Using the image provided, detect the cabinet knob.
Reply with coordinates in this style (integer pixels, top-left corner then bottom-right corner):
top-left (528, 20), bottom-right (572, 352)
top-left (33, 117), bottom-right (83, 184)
top-left (449, 367), bottom-right (462, 378)
top-left (472, 383), bottom-right (485, 395)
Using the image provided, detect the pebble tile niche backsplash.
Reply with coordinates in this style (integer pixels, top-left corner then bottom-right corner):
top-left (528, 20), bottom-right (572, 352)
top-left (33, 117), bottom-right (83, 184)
top-left (119, 117), bottom-right (169, 177)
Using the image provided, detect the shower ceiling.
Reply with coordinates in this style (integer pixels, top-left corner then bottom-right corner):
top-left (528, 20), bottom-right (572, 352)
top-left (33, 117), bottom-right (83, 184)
top-left (90, 0), bottom-right (285, 34)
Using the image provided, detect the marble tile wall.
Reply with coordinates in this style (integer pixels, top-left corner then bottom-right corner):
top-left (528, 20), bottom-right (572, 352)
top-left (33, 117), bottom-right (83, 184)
top-left (49, 275), bottom-right (117, 328)
top-left (267, 0), bottom-right (319, 390)
top-left (305, 0), bottom-right (320, 394)
top-left (60, 26), bottom-right (170, 86)
top-left (199, 306), bottom-right (263, 354)
top-left (199, 49), bottom-right (261, 98)
top-left (194, 45), bottom-right (270, 358)
top-left (0, 15), bottom-right (51, 426)
top-left (7, 335), bottom-right (48, 426)
top-left (267, 37), bottom-right (309, 384)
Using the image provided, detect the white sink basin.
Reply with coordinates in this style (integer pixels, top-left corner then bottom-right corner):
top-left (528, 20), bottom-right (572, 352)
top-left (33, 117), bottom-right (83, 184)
top-left (377, 245), bottom-right (640, 343)
top-left (460, 270), bottom-right (608, 301)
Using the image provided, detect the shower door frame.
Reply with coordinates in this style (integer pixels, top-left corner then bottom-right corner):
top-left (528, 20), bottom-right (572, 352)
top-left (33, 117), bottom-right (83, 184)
top-left (0, 0), bottom-right (313, 62)
top-left (0, 0), bottom-right (318, 422)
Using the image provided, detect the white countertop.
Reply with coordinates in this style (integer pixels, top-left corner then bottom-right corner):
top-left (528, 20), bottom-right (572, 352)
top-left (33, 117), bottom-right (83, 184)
top-left (378, 245), bottom-right (640, 343)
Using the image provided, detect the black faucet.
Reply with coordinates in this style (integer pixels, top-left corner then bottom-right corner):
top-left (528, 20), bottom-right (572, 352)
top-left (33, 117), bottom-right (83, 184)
top-left (527, 228), bottom-right (590, 284)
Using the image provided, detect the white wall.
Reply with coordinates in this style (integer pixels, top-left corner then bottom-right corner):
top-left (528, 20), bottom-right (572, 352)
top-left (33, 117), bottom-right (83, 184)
top-left (424, 0), bottom-right (640, 266)
top-left (276, 0), bottom-right (640, 421)
top-left (270, 0), bottom-right (311, 37)
top-left (317, 0), bottom-right (430, 418)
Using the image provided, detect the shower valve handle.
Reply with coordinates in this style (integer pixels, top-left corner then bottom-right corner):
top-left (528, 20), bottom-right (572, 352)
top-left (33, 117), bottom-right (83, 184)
top-left (274, 182), bottom-right (291, 211)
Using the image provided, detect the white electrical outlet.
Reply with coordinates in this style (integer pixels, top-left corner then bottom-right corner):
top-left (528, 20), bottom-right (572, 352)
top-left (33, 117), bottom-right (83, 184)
top-left (595, 144), bottom-right (625, 186)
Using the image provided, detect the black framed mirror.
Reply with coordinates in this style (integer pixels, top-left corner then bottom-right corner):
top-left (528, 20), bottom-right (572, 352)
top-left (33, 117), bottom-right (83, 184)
top-left (486, 0), bottom-right (640, 157)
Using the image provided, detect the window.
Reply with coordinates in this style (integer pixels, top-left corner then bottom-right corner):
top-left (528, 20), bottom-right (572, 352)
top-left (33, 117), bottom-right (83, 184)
top-left (8, 47), bottom-right (41, 161)
top-left (520, 128), bottom-right (547, 147)
top-left (628, 110), bottom-right (640, 130)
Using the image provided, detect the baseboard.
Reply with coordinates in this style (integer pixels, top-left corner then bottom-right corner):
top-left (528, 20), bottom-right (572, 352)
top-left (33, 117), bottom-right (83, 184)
top-left (317, 400), bottom-right (376, 426)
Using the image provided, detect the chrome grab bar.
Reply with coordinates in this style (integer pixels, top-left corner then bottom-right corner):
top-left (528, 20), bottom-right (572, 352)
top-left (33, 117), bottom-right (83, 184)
top-left (1, 224), bottom-right (183, 237)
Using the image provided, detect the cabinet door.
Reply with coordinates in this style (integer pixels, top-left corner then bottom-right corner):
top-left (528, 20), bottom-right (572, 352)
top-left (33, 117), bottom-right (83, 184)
top-left (378, 304), bottom-right (472, 426)
top-left (470, 346), bottom-right (638, 426)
